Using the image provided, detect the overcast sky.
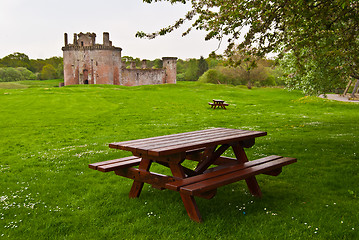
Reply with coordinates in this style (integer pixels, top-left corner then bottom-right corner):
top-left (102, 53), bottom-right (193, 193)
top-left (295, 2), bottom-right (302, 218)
top-left (0, 0), bottom-right (228, 60)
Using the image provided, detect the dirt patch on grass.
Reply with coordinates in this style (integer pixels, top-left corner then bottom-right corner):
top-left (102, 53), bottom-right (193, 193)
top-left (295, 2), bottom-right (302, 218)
top-left (0, 82), bottom-right (29, 89)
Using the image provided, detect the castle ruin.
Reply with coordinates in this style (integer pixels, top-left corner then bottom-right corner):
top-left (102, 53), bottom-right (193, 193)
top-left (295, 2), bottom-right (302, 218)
top-left (62, 32), bottom-right (177, 86)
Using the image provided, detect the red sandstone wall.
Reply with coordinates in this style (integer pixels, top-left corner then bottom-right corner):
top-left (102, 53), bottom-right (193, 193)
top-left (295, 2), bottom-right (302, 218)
top-left (163, 57), bottom-right (177, 84)
top-left (121, 69), bottom-right (166, 86)
top-left (63, 48), bottom-right (121, 86)
top-left (63, 51), bottom-right (78, 86)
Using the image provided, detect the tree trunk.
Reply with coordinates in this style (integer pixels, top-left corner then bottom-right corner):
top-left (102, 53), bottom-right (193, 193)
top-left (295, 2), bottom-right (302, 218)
top-left (246, 70), bottom-right (252, 89)
top-left (343, 79), bottom-right (352, 96)
top-left (351, 79), bottom-right (359, 98)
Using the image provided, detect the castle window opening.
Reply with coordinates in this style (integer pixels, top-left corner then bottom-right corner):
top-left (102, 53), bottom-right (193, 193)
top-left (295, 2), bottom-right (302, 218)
top-left (81, 41), bottom-right (84, 46)
top-left (83, 69), bottom-right (89, 84)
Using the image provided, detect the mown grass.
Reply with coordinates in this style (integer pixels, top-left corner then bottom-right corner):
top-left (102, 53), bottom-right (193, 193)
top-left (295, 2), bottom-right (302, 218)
top-left (0, 81), bottom-right (358, 239)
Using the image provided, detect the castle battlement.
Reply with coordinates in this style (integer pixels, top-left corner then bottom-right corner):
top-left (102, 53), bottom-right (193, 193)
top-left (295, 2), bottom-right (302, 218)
top-left (62, 44), bottom-right (122, 51)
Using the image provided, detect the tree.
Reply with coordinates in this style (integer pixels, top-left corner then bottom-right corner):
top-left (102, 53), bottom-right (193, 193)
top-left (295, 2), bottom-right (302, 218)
top-left (280, 49), bottom-right (348, 95)
top-left (121, 56), bottom-right (141, 68)
top-left (197, 56), bottom-right (208, 78)
top-left (40, 64), bottom-right (57, 80)
top-left (29, 59), bottom-right (46, 73)
top-left (199, 69), bottom-right (226, 84)
top-left (0, 68), bottom-right (24, 82)
top-left (0, 52), bottom-right (30, 69)
top-left (16, 67), bottom-right (36, 80)
top-left (137, 0), bottom-right (359, 95)
top-left (152, 58), bottom-right (163, 68)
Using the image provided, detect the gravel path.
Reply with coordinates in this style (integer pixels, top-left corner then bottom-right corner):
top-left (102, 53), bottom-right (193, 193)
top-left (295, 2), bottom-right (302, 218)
top-left (319, 94), bottom-right (359, 103)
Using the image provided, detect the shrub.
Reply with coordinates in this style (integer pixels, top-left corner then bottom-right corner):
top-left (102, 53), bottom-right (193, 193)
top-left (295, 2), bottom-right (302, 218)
top-left (198, 69), bottom-right (224, 84)
top-left (0, 67), bottom-right (24, 82)
top-left (16, 67), bottom-right (36, 80)
top-left (40, 64), bottom-right (57, 80)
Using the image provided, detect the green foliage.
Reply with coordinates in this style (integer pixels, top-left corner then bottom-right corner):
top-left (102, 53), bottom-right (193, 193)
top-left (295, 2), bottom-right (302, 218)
top-left (177, 57), bottom-right (211, 81)
top-left (16, 67), bottom-right (36, 80)
top-left (176, 58), bottom-right (199, 81)
top-left (29, 59), bottom-right (46, 73)
top-left (280, 51), bottom-right (348, 95)
top-left (0, 67), bottom-right (37, 82)
top-left (40, 64), bottom-right (57, 80)
top-left (56, 63), bottom-right (64, 79)
top-left (197, 56), bottom-right (209, 77)
top-left (139, 0), bottom-right (359, 95)
top-left (121, 56), bottom-right (141, 68)
top-left (198, 69), bottom-right (226, 84)
top-left (0, 53), bottom-right (63, 79)
top-left (199, 58), bottom-right (284, 87)
top-left (0, 52), bottom-right (30, 69)
top-left (0, 67), bottom-right (24, 82)
top-left (152, 58), bottom-right (163, 68)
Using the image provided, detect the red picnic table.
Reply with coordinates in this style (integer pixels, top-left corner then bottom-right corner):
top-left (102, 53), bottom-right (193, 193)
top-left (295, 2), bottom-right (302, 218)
top-left (89, 128), bottom-right (296, 222)
top-left (208, 99), bottom-right (229, 109)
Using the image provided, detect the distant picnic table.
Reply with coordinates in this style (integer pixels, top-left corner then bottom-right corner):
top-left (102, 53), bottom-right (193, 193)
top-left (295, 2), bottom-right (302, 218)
top-left (209, 99), bottom-right (229, 109)
top-left (89, 128), bottom-right (296, 222)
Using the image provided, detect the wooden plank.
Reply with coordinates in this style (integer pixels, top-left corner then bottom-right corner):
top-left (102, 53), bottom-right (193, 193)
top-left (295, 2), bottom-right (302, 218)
top-left (147, 131), bottom-right (263, 156)
top-left (166, 155), bottom-right (283, 191)
top-left (88, 156), bottom-right (140, 170)
top-left (125, 129), bottom-right (247, 154)
top-left (109, 128), bottom-right (226, 149)
top-left (111, 128), bottom-right (247, 153)
top-left (180, 157), bottom-right (297, 195)
top-left (97, 159), bottom-right (142, 172)
top-left (115, 168), bottom-right (175, 189)
top-left (148, 131), bottom-right (267, 156)
top-left (109, 128), bottom-right (231, 151)
top-left (109, 128), bottom-right (254, 151)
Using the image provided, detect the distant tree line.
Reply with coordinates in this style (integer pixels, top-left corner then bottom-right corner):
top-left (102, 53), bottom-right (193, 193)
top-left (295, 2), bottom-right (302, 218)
top-left (0, 52), bottom-right (63, 82)
top-left (0, 52), bottom-right (293, 90)
top-left (177, 54), bottom-right (284, 88)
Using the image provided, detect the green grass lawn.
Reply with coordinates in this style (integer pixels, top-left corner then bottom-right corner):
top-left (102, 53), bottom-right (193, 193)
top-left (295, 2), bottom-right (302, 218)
top-left (0, 80), bottom-right (358, 239)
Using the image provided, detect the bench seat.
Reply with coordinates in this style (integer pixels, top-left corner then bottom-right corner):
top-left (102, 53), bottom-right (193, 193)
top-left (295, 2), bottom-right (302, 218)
top-left (166, 155), bottom-right (296, 195)
top-left (89, 156), bottom-right (141, 172)
top-left (208, 102), bottom-right (229, 106)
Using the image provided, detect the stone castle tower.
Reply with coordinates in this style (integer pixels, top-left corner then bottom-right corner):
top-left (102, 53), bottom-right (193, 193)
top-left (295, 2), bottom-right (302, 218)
top-left (62, 32), bottom-right (177, 86)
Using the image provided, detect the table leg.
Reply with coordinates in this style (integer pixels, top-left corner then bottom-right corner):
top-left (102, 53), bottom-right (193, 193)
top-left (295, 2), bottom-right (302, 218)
top-left (169, 162), bottom-right (203, 222)
top-left (129, 158), bottom-right (152, 198)
top-left (232, 142), bottom-right (262, 197)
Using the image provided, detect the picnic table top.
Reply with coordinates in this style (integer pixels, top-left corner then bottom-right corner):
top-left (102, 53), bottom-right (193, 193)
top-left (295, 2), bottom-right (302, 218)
top-left (212, 99), bottom-right (225, 102)
top-left (109, 128), bottom-right (267, 157)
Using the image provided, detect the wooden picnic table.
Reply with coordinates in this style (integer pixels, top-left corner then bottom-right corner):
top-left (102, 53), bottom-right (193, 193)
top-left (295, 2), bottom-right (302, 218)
top-left (209, 99), bottom-right (229, 109)
top-left (89, 128), bottom-right (296, 222)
